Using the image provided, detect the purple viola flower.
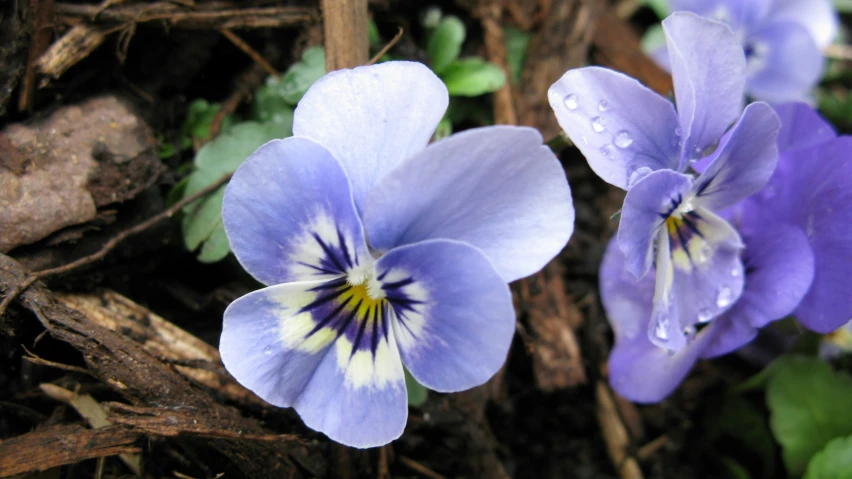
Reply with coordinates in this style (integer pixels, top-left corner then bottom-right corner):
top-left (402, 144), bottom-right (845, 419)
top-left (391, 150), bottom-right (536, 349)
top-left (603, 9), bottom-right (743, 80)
top-left (219, 61), bottom-right (574, 447)
top-left (657, 0), bottom-right (839, 103)
top-left (549, 12), bottom-right (780, 352)
top-left (602, 103), bottom-right (852, 402)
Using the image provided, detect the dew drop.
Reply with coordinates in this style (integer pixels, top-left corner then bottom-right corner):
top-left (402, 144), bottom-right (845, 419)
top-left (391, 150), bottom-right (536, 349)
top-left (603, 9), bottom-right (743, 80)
top-left (731, 267), bottom-right (741, 277)
top-left (564, 94), bottom-right (579, 110)
top-left (683, 325), bottom-right (696, 336)
top-left (675, 126), bottom-right (683, 137)
top-left (698, 309), bottom-right (714, 323)
top-left (628, 166), bottom-right (652, 187)
top-left (263, 346), bottom-right (273, 355)
top-left (716, 286), bottom-right (734, 308)
top-left (600, 144), bottom-right (615, 159)
top-left (591, 116), bottom-right (606, 133)
top-left (654, 320), bottom-right (670, 340)
top-left (598, 100), bottom-right (610, 112)
top-left (614, 130), bottom-right (633, 148)
top-left (697, 243), bottom-right (711, 263)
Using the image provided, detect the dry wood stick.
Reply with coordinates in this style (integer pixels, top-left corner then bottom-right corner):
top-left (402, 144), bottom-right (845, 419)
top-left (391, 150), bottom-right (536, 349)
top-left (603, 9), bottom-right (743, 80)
top-left (321, 0), bottom-right (369, 70)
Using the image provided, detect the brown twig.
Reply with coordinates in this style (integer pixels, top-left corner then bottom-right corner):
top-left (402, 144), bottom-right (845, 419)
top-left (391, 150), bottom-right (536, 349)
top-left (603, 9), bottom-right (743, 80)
top-left (18, 0), bottom-right (55, 111)
top-left (219, 28), bottom-right (279, 77)
top-left (367, 26), bottom-right (403, 66)
top-left (56, 3), bottom-right (318, 30)
top-left (398, 457), bottom-right (447, 479)
top-left (321, 0), bottom-right (369, 70)
top-left (595, 381), bottom-right (644, 479)
top-left (22, 345), bottom-right (94, 376)
top-left (0, 172), bottom-right (233, 317)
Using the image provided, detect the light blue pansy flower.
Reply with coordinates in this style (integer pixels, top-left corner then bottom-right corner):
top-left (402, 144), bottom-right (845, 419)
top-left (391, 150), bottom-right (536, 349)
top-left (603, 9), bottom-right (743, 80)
top-left (219, 61), bottom-right (574, 448)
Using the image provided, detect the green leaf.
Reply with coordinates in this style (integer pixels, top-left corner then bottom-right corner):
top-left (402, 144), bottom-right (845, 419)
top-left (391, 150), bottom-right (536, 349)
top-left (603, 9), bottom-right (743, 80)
top-left (504, 26), bottom-right (531, 85)
top-left (404, 369), bottom-right (428, 407)
top-left (277, 46), bottom-right (326, 105)
top-left (805, 435), bottom-right (852, 479)
top-left (441, 57), bottom-right (506, 97)
top-left (182, 99), bottom-right (232, 147)
top-left (196, 221), bottom-right (230, 263)
top-left (766, 356), bottom-right (852, 475)
top-left (252, 77), bottom-right (296, 129)
top-left (432, 116), bottom-right (452, 141)
top-left (834, 0), bottom-right (852, 13)
top-left (427, 16), bottom-right (466, 74)
top-left (180, 121), bottom-right (283, 261)
top-left (638, 0), bottom-right (670, 18)
top-left (641, 24), bottom-right (666, 55)
top-left (368, 18), bottom-right (381, 47)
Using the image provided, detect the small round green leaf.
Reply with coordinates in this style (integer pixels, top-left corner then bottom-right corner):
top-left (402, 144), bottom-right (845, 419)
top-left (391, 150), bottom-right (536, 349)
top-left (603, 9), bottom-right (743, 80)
top-left (440, 57), bottom-right (507, 97)
top-left (427, 16), bottom-right (466, 74)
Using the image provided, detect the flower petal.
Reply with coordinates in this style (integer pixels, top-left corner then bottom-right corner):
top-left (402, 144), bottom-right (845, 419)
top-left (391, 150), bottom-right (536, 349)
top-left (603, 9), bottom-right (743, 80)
top-left (548, 67), bottom-right (681, 189)
top-left (691, 102), bottom-right (780, 211)
top-left (764, 0), bottom-right (838, 48)
top-left (221, 280), bottom-right (407, 448)
top-left (600, 238), bottom-right (717, 402)
top-left (223, 137), bottom-right (369, 285)
top-left (618, 169), bottom-right (694, 278)
top-left (292, 61), bottom-right (448, 212)
top-left (701, 224), bottom-right (814, 358)
top-left (745, 23), bottom-right (824, 103)
top-left (663, 12), bottom-right (746, 165)
top-left (375, 239), bottom-right (515, 392)
top-left (744, 137), bottom-right (852, 332)
top-left (773, 102), bottom-right (836, 154)
top-left (648, 207), bottom-right (746, 350)
top-left (363, 126), bottom-right (573, 282)
top-left (670, 0), bottom-right (772, 27)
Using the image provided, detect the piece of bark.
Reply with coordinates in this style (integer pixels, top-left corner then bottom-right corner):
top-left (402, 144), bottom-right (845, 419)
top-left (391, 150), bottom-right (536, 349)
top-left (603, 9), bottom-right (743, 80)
top-left (0, 424), bottom-right (141, 477)
top-left (56, 289), bottom-right (266, 408)
top-left (591, 7), bottom-right (672, 97)
top-left (321, 0), bottom-right (369, 70)
top-left (0, 0), bottom-right (33, 117)
top-left (477, 0), bottom-right (517, 125)
top-left (596, 381), bottom-right (644, 479)
top-left (0, 95), bottom-right (162, 253)
top-left (40, 383), bottom-right (143, 475)
top-left (56, 3), bottom-right (318, 30)
top-left (0, 254), bottom-right (306, 477)
top-left (106, 403), bottom-right (302, 443)
top-left (35, 23), bottom-right (109, 84)
top-left (514, 261), bottom-right (588, 390)
top-left (517, 0), bottom-right (602, 138)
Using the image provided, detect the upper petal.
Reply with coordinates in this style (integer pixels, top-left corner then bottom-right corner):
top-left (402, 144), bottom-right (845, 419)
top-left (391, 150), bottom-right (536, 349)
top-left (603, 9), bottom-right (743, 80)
top-left (691, 102), bottom-right (780, 211)
top-left (293, 61), bottom-right (449, 212)
top-left (548, 66), bottom-right (681, 189)
top-left (773, 103), bottom-right (836, 154)
top-left (663, 12), bottom-right (746, 165)
top-left (618, 169), bottom-right (694, 278)
top-left (363, 126), bottom-right (574, 283)
top-left (375, 239), bottom-right (515, 392)
top-left (764, 0), bottom-right (839, 48)
top-left (221, 280), bottom-right (408, 448)
top-left (223, 137), bottom-right (369, 285)
top-left (744, 23), bottom-right (824, 103)
top-left (670, 0), bottom-right (772, 28)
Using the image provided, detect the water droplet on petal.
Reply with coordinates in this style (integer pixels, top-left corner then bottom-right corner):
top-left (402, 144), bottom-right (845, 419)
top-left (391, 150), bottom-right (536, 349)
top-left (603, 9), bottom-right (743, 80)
top-left (683, 325), bottom-right (697, 336)
top-left (675, 127), bottom-right (683, 137)
top-left (654, 319), bottom-right (670, 340)
top-left (600, 144), bottom-right (615, 159)
top-left (698, 309), bottom-right (714, 323)
top-left (697, 243), bottom-right (711, 263)
top-left (731, 267), bottom-right (741, 277)
top-left (264, 346), bottom-right (273, 355)
top-left (716, 286), bottom-right (734, 308)
top-left (591, 116), bottom-right (606, 133)
top-left (627, 166), bottom-right (653, 187)
top-left (614, 130), bottom-right (633, 148)
top-left (564, 94), bottom-right (578, 110)
top-left (598, 100), bottom-right (610, 112)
